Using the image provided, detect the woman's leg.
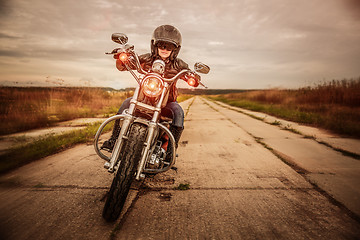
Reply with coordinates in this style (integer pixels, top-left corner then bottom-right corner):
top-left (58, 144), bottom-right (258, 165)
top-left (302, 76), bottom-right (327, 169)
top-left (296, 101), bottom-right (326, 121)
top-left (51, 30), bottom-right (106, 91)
top-left (161, 101), bottom-right (184, 128)
top-left (161, 101), bottom-right (184, 148)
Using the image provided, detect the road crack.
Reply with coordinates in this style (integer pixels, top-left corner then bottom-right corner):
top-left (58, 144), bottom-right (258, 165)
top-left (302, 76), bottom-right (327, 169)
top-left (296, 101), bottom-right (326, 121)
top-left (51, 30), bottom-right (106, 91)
top-left (206, 97), bottom-right (360, 160)
top-left (201, 97), bottom-right (360, 223)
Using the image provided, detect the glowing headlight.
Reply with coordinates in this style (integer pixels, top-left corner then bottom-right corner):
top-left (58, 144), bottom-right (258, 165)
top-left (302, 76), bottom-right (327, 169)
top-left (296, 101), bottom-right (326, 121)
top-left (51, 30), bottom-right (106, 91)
top-left (141, 76), bottom-right (164, 97)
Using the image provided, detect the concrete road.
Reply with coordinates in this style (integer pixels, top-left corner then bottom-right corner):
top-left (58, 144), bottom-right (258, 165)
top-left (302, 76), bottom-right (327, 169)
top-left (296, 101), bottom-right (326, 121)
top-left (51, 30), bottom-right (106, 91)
top-left (1, 97), bottom-right (359, 240)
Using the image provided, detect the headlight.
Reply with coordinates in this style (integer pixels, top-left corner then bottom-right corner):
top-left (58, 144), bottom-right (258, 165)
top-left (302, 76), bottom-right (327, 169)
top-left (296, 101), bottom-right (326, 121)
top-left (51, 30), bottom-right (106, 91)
top-left (141, 76), bottom-right (164, 97)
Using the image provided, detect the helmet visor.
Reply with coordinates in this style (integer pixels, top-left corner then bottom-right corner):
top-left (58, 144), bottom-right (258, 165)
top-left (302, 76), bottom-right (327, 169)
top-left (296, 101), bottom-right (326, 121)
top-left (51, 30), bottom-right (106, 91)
top-left (156, 41), bottom-right (176, 51)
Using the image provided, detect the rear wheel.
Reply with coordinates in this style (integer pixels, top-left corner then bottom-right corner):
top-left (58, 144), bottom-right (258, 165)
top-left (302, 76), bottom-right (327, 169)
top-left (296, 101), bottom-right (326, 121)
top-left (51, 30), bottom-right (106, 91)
top-left (102, 123), bottom-right (147, 222)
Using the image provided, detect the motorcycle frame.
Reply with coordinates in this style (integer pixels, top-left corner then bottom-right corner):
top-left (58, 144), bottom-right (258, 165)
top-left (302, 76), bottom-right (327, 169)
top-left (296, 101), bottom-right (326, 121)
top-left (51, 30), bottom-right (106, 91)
top-left (95, 45), bottom-right (197, 180)
top-left (94, 80), bottom-right (177, 180)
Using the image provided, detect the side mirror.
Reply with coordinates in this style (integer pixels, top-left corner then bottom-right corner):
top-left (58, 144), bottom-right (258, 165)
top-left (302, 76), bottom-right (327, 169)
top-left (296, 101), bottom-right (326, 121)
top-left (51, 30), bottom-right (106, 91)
top-left (112, 33), bottom-right (128, 45)
top-left (194, 62), bottom-right (210, 74)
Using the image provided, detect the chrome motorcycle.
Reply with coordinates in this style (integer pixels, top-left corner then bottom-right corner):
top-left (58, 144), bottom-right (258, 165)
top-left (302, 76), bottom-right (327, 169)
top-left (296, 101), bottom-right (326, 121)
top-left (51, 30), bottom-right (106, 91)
top-left (94, 33), bottom-right (209, 221)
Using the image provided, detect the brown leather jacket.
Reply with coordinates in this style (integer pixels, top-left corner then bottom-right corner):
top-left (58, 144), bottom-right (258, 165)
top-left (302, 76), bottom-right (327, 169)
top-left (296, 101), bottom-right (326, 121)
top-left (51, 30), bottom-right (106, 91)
top-left (116, 53), bottom-right (189, 102)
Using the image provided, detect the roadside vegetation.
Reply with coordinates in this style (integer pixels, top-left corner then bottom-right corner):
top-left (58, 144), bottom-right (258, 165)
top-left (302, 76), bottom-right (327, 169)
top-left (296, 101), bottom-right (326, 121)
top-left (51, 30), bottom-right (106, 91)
top-left (0, 121), bottom-right (114, 174)
top-left (0, 87), bottom-right (131, 135)
top-left (208, 78), bottom-right (360, 138)
top-left (177, 94), bottom-right (193, 103)
top-left (0, 87), bottom-right (193, 173)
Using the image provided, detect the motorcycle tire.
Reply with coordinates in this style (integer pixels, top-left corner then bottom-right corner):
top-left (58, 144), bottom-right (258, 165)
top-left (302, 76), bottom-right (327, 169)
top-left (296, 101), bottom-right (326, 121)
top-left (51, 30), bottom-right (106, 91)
top-left (102, 123), bottom-right (147, 222)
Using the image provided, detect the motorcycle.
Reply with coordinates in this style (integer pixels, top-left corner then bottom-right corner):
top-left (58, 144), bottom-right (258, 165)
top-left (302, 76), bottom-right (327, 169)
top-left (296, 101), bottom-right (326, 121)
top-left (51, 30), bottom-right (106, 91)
top-left (94, 33), bottom-right (210, 222)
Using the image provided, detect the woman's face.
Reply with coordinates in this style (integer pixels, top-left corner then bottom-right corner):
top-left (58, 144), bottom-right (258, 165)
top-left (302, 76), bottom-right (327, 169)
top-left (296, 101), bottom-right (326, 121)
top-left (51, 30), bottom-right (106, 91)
top-left (158, 47), bottom-right (172, 60)
top-left (157, 42), bottom-right (176, 60)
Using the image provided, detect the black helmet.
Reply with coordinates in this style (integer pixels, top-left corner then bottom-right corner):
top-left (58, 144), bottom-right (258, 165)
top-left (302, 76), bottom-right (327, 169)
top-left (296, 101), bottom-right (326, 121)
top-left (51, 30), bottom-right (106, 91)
top-left (151, 25), bottom-right (182, 60)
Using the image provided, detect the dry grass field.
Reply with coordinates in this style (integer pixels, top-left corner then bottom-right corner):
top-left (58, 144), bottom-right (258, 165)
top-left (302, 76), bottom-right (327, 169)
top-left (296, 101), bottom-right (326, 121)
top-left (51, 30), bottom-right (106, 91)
top-left (0, 87), bottom-right (131, 135)
top-left (209, 78), bottom-right (360, 138)
top-left (2, 78), bottom-right (359, 138)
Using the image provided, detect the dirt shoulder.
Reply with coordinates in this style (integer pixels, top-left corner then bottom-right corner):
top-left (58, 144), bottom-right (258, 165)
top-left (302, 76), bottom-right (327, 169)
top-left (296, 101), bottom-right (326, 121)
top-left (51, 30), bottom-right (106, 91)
top-left (0, 118), bottom-right (107, 153)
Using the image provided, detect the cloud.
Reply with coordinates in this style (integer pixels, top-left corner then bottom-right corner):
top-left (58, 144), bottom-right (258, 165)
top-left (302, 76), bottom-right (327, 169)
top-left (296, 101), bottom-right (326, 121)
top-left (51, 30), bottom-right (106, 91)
top-left (0, 32), bottom-right (19, 39)
top-left (208, 41), bottom-right (224, 46)
top-left (344, 0), bottom-right (360, 20)
top-left (0, 0), bottom-right (360, 89)
top-left (0, 0), bottom-right (11, 17)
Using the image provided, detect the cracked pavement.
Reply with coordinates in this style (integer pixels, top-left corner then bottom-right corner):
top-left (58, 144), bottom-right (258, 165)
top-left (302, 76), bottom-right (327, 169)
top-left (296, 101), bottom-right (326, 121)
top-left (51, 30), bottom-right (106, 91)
top-left (1, 97), bottom-right (360, 240)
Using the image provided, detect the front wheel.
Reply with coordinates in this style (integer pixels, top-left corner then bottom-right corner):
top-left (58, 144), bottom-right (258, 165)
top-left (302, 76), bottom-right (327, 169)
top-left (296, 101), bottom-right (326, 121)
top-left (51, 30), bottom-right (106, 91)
top-left (102, 123), bottom-right (147, 222)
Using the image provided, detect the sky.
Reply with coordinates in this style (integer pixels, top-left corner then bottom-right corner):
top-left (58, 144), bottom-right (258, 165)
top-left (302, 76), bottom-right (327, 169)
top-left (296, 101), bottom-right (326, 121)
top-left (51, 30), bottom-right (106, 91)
top-left (0, 0), bottom-right (360, 89)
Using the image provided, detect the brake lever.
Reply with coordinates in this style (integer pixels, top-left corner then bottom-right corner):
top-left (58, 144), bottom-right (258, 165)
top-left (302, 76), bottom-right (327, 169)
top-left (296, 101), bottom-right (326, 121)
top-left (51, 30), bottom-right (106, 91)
top-left (105, 44), bottom-right (135, 55)
top-left (105, 48), bottom-right (120, 55)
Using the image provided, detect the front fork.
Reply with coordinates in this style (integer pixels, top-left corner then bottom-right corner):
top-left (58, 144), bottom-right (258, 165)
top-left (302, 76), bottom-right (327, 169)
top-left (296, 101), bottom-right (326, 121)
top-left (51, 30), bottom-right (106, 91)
top-left (135, 122), bottom-right (157, 180)
top-left (93, 113), bottom-right (132, 172)
top-left (108, 115), bottom-right (132, 173)
top-left (94, 113), bottom-right (176, 179)
top-left (94, 84), bottom-right (176, 179)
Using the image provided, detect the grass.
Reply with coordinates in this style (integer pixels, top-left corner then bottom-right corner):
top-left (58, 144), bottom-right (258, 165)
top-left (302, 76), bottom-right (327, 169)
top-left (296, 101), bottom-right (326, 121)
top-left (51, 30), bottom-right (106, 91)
top-left (0, 86), bottom-right (192, 136)
top-left (0, 121), bottom-right (113, 174)
top-left (33, 183), bottom-right (45, 188)
top-left (177, 94), bottom-right (194, 103)
top-left (0, 86), bottom-right (194, 174)
top-left (0, 87), bottom-right (130, 135)
top-left (270, 120), bottom-right (282, 126)
top-left (208, 78), bottom-right (360, 138)
top-left (176, 183), bottom-right (190, 190)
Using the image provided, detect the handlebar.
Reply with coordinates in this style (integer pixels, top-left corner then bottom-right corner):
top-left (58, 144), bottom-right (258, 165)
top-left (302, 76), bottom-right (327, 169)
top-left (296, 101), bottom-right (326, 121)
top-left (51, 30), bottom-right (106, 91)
top-left (106, 46), bottom-right (207, 87)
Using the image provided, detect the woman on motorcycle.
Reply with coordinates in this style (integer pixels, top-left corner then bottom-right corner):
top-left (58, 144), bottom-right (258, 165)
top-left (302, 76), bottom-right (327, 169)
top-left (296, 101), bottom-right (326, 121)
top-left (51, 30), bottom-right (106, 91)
top-left (101, 24), bottom-right (199, 153)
